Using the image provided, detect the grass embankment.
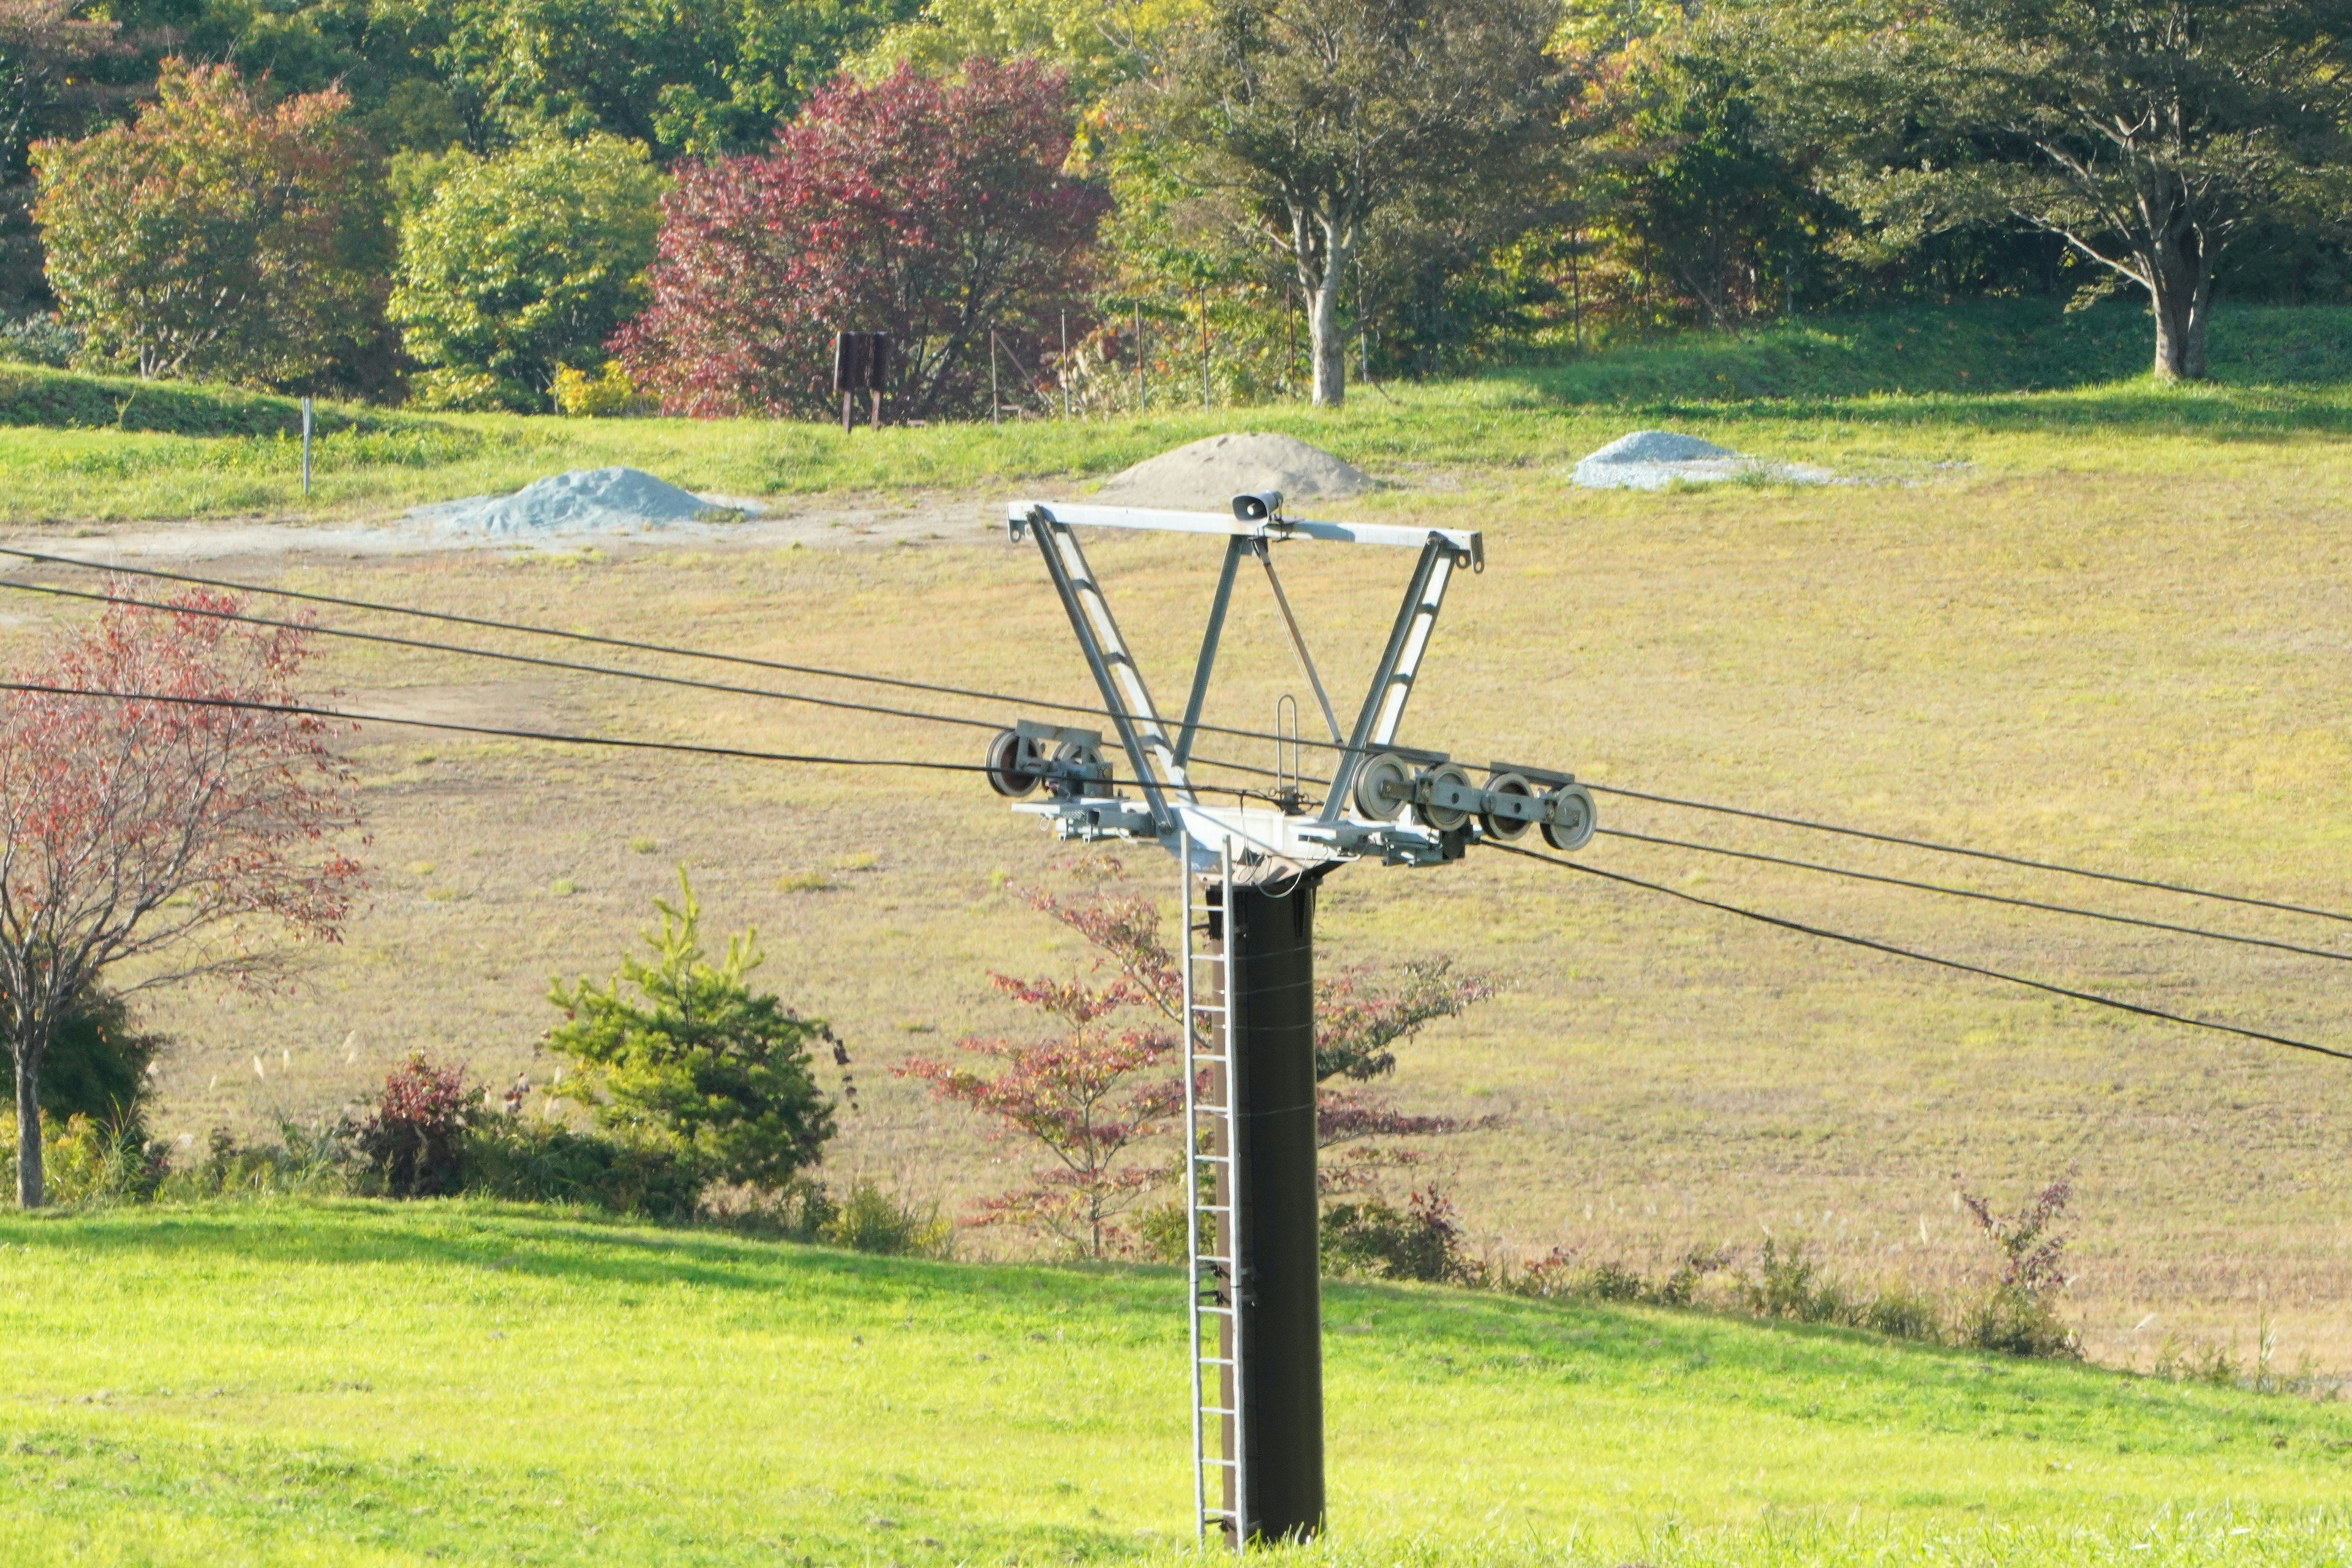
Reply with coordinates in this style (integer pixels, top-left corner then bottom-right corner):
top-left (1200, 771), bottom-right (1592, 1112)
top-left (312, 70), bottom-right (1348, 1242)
top-left (1, 1204), bottom-right (2345, 1567)
top-left (2, 300), bottom-right (2349, 522)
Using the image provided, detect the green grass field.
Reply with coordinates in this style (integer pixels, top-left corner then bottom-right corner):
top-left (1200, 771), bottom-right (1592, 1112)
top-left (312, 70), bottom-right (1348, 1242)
top-left (6, 300), bottom-right (2352, 523)
top-left (3, 1203), bottom-right (2348, 1567)
top-left (6, 298), bottom-right (2352, 1562)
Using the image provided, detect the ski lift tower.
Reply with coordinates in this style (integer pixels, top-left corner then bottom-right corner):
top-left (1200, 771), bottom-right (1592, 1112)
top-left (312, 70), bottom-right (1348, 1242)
top-left (985, 495), bottom-right (1596, 1549)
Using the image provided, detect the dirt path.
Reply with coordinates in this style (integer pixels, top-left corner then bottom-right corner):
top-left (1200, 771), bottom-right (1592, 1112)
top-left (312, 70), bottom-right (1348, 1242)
top-left (0, 488), bottom-right (1052, 568)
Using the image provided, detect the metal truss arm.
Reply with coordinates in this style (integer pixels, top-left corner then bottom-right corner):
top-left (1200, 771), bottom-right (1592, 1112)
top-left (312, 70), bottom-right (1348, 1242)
top-left (1253, 543), bottom-right (1343, 745)
top-left (1024, 509), bottom-right (1193, 829)
top-left (1176, 537), bottom-right (1249, 770)
top-left (1317, 535), bottom-right (1458, 824)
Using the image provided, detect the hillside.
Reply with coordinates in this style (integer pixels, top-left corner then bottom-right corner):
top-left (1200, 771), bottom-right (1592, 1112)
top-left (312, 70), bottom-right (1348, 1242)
top-left (3, 298), bottom-right (2351, 1385)
top-left (4, 301), bottom-right (2350, 523)
top-left (1, 1205), bottom-right (2345, 1567)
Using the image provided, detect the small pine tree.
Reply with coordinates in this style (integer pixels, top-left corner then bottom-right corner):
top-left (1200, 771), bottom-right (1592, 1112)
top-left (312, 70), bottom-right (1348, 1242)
top-left (546, 872), bottom-right (838, 1199)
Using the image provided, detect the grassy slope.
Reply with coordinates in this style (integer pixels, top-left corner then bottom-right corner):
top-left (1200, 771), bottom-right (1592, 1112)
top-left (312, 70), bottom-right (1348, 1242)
top-left (3, 301), bottom-right (2351, 522)
top-left (1, 1204), bottom-right (2346, 1568)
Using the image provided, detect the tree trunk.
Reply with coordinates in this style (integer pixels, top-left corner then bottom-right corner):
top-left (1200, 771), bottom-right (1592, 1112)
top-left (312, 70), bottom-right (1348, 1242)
top-left (1304, 221), bottom-right (1350, 409)
top-left (14, 1046), bottom-right (40, 1209)
top-left (2146, 213), bottom-right (2212, 383)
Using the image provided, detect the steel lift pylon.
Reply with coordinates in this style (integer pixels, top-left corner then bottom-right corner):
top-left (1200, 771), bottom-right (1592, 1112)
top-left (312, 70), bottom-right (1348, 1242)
top-left (982, 494), bottom-right (1596, 1550)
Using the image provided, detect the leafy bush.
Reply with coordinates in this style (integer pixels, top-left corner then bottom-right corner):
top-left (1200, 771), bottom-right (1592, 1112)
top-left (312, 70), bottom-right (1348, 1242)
top-left (0, 988), bottom-right (164, 1133)
top-left (155, 1121), bottom-right (356, 1201)
top-left (819, 1177), bottom-right (953, 1257)
top-left (32, 61), bottom-right (390, 388)
top-left (0, 1112), bottom-right (167, 1205)
top-left (0, 312), bottom-right (77, 367)
top-left (1740, 1235), bottom-right (1852, 1325)
top-left (391, 134), bottom-right (666, 412)
top-left (458, 1120), bottom-right (702, 1220)
top-left (1321, 1186), bottom-right (1480, 1284)
top-left (547, 872), bottom-right (840, 1202)
top-left (355, 1054), bottom-right (482, 1197)
top-left (551, 361), bottom-right (650, 417)
top-left (1956, 1170), bottom-right (2081, 1360)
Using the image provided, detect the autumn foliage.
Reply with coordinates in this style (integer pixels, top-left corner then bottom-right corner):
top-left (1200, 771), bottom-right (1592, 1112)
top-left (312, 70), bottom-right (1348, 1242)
top-left (901, 862), bottom-right (1498, 1258)
top-left (31, 61), bottom-right (388, 386)
top-left (616, 59), bottom-right (1106, 420)
top-left (0, 584), bottom-right (363, 1205)
top-left (898, 969), bottom-right (1182, 1258)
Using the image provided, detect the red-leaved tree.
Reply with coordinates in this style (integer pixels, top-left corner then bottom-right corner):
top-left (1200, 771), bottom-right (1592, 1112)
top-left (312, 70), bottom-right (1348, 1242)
top-left (615, 59), bottom-right (1107, 421)
top-left (897, 971), bottom-right (1183, 1259)
top-left (1019, 864), bottom-right (1497, 1189)
top-left (902, 861), bottom-right (1498, 1256)
top-left (0, 584), bottom-right (363, 1207)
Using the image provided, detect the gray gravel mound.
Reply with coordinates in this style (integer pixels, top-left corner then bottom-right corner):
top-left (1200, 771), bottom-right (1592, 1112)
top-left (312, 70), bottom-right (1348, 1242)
top-left (417, 467), bottom-right (741, 536)
top-left (1092, 432), bottom-right (1372, 510)
top-left (1573, 429), bottom-right (1836, 491)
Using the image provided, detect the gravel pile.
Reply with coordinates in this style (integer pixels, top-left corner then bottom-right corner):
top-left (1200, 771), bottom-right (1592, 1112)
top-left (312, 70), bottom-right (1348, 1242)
top-left (414, 467), bottom-right (742, 537)
top-left (1572, 429), bottom-right (1836, 491)
top-left (1091, 432), bottom-right (1373, 510)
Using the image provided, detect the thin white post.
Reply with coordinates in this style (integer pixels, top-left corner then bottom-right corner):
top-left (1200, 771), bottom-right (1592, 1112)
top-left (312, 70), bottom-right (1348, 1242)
top-left (300, 397), bottom-right (313, 497)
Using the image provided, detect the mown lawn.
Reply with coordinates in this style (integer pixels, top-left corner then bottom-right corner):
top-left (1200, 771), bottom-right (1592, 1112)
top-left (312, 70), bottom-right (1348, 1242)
top-left (4, 300), bottom-right (2351, 522)
top-left (0, 1204), bottom-right (2346, 1567)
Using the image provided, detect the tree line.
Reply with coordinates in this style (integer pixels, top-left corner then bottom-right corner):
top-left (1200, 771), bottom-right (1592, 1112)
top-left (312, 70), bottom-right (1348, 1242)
top-left (4, 0), bottom-right (2350, 409)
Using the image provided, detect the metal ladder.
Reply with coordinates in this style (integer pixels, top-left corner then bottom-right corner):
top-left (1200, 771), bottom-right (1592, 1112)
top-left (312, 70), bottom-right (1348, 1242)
top-left (1180, 832), bottom-right (1247, 1548)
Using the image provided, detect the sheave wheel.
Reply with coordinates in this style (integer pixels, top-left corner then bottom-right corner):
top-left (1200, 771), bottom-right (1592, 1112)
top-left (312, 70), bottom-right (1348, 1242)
top-left (1540, 783), bottom-right (1596, 851)
top-left (1480, 772), bottom-right (1536, 842)
top-left (1352, 753), bottom-right (1412, 821)
top-left (985, 729), bottom-right (1039, 797)
top-left (1420, 762), bottom-right (1477, 832)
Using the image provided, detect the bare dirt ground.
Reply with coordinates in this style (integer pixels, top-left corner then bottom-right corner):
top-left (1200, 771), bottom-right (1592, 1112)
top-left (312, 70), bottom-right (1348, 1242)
top-left (0, 489), bottom-right (1029, 567)
top-left (12, 448), bottom-right (2352, 1378)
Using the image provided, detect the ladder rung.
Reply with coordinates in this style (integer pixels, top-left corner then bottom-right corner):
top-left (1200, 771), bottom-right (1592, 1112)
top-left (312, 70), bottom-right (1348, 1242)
top-left (1200, 1406), bottom-right (1237, 1418)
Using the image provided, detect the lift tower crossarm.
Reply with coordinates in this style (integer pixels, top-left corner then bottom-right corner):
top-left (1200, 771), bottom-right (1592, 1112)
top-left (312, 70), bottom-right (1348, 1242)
top-left (1008, 500), bottom-right (1482, 565)
top-left (1017, 504), bottom-right (1196, 834)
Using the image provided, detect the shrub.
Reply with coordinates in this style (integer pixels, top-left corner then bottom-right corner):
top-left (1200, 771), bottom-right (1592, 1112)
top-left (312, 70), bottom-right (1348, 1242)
top-left (391, 135), bottom-right (666, 412)
top-left (1740, 1235), bottom-right (1852, 1324)
top-left (32, 61), bottom-right (389, 388)
top-left (820, 1177), bottom-right (953, 1257)
top-left (1135, 1200), bottom-right (1189, 1264)
top-left (156, 1120), bottom-right (356, 1201)
top-left (547, 871), bottom-right (840, 1203)
top-left (458, 1119), bottom-right (702, 1220)
top-left (355, 1054), bottom-right (482, 1198)
top-left (617, 60), bottom-right (1105, 421)
top-left (1321, 1186), bottom-right (1480, 1284)
top-left (551, 361), bottom-right (650, 417)
top-left (0, 988), bottom-right (165, 1134)
top-left (0, 1111), bottom-right (166, 1205)
top-left (1956, 1169), bottom-right (2081, 1360)
top-left (0, 312), bottom-right (77, 366)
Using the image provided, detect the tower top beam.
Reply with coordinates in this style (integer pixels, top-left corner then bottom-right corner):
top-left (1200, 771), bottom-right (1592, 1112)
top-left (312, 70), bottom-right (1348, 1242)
top-left (1007, 499), bottom-right (1482, 570)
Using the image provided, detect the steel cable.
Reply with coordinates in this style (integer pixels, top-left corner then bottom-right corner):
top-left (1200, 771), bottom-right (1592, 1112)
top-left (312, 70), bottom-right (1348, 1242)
top-left (1488, 841), bottom-right (2351, 1063)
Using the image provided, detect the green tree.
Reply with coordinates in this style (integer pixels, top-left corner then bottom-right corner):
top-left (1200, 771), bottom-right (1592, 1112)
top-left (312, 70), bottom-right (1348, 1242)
top-left (0, 989), bottom-right (164, 1134)
top-left (1133, 0), bottom-right (1575, 406)
top-left (31, 59), bottom-right (390, 387)
top-left (546, 873), bottom-right (839, 1197)
top-left (432, 0), bottom-right (923, 158)
top-left (0, 0), bottom-right (130, 310)
top-left (390, 132), bottom-right (666, 410)
top-left (1744, 0), bottom-right (2352, 380)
